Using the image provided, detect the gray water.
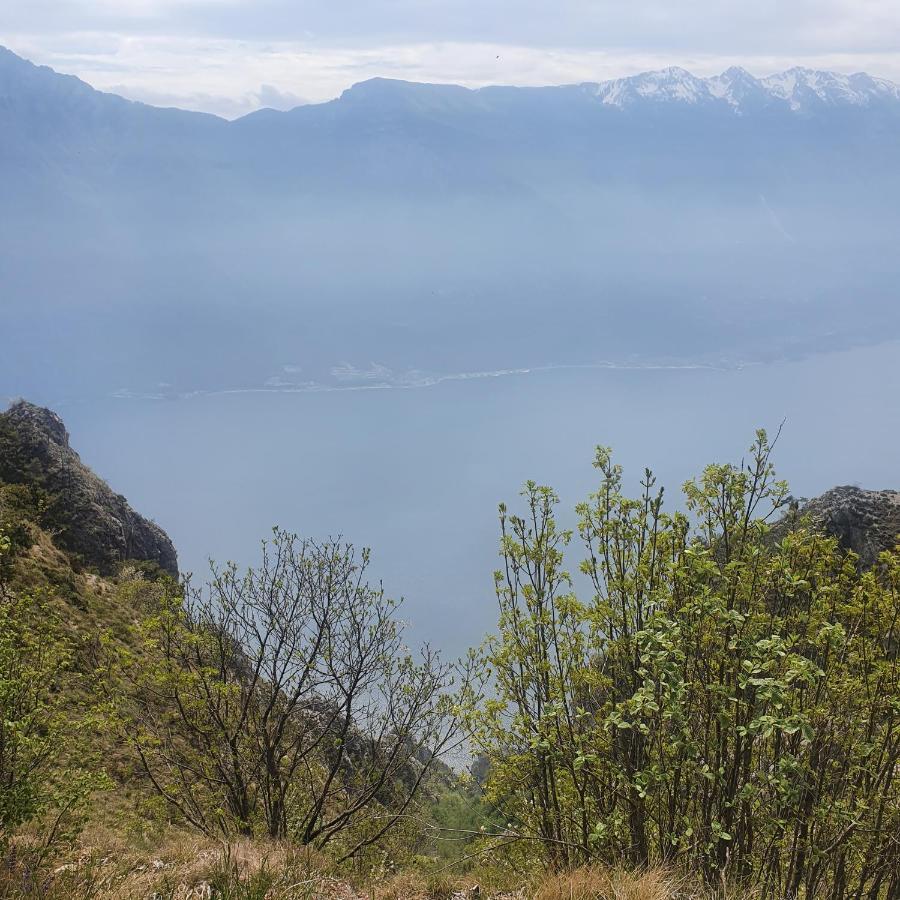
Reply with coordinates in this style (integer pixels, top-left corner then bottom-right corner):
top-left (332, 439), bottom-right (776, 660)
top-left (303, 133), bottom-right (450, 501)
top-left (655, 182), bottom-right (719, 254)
top-left (55, 342), bottom-right (899, 657)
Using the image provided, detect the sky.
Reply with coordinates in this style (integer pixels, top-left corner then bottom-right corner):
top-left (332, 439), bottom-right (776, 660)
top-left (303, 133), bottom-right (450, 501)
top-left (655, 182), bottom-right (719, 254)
top-left (3, 0), bottom-right (900, 118)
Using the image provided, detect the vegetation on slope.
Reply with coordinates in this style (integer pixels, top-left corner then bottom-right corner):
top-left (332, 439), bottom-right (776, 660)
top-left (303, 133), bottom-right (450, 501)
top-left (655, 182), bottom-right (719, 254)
top-left (0, 406), bottom-right (897, 898)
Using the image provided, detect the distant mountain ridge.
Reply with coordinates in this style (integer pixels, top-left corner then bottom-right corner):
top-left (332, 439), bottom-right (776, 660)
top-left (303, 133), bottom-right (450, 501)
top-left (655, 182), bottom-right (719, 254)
top-left (586, 65), bottom-right (900, 112)
top-left (3, 44), bottom-right (900, 120)
top-left (330, 65), bottom-right (900, 117)
top-left (3, 43), bottom-right (900, 402)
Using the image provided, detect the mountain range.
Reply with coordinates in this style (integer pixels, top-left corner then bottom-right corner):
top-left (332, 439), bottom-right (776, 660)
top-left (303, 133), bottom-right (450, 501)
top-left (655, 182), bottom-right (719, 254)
top-left (592, 65), bottom-right (900, 110)
top-left (2, 45), bottom-right (899, 401)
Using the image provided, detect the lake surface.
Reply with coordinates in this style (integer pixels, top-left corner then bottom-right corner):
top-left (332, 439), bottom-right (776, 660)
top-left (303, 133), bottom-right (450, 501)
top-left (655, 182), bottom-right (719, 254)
top-left (54, 341), bottom-right (899, 658)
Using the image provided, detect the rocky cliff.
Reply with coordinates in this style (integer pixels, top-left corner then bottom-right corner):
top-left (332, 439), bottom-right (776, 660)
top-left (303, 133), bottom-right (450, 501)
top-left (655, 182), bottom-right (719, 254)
top-left (0, 400), bottom-right (178, 577)
top-left (798, 486), bottom-right (900, 568)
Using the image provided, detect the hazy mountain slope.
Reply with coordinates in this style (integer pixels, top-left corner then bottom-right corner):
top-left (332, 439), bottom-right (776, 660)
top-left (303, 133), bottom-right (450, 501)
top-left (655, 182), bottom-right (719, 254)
top-left (0, 46), bottom-right (230, 223)
top-left (2, 46), bottom-right (900, 402)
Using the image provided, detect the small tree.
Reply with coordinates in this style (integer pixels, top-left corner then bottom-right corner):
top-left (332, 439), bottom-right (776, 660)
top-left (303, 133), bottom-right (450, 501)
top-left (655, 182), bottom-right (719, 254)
top-left (116, 530), bottom-right (461, 858)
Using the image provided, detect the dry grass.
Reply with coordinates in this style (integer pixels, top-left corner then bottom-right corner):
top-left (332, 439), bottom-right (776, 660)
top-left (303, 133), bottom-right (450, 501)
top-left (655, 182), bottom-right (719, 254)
top-left (1, 838), bottom-right (769, 900)
top-left (1, 827), bottom-right (494, 900)
top-left (532, 867), bottom-right (675, 900)
top-left (372, 872), bottom-right (430, 899)
top-left (350, 866), bottom-right (697, 900)
top-left (0, 833), bottom-right (341, 900)
top-left (529, 867), bottom-right (768, 900)
top-left (355, 869), bottom-right (476, 899)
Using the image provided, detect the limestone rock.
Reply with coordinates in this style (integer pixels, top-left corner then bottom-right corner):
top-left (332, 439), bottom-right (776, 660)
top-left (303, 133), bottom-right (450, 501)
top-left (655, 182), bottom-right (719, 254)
top-left (0, 400), bottom-right (178, 577)
top-left (797, 486), bottom-right (900, 568)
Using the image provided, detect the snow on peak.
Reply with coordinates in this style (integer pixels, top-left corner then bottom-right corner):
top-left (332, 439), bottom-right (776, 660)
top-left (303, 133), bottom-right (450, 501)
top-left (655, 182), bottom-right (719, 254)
top-left (592, 66), bottom-right (900, 112)
top-left (595, 67), bottom-right (706, 106)
top-left (760, 67), bottom-right (900, 110)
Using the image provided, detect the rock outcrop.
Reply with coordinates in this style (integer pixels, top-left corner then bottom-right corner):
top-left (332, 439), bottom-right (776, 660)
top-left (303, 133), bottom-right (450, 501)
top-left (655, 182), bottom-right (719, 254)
top-left (0, 400), bottom-right (178, 577)
top-left (794, 486), bottom-right (900, 568)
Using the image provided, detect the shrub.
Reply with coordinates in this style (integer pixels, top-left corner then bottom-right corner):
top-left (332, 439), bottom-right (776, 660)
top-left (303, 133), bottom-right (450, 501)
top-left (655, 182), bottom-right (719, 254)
top-left (112, 532), bottom-right (463, 859)
top-left (468, 432), bottom-right (899, 897)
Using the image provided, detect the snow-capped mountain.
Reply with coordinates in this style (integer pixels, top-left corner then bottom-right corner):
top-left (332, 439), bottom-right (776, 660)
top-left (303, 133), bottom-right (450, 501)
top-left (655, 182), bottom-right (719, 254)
top-left (589, 65), bottom-right (900, 112)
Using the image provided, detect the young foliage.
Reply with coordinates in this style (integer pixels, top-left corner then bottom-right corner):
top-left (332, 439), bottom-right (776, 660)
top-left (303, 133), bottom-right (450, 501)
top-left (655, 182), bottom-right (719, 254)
top-left (469, 433), bottom-right (899, 897)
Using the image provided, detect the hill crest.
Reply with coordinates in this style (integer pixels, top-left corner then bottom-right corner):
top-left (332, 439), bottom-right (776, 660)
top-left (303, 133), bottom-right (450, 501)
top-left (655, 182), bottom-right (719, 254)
top-left (0, 400), bottom-right (178, 578)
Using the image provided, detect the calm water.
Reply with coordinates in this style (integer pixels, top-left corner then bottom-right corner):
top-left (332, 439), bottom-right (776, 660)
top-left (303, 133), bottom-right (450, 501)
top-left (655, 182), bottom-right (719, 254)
top-left (56, 342), bottom-right (899, 657)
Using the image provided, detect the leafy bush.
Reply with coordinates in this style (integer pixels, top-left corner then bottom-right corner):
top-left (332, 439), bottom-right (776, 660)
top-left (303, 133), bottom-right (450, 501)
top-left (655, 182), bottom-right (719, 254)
top-left (467, 432), bottom-right (899, 897)
top-left (0, 588), bottom-right (69, 840)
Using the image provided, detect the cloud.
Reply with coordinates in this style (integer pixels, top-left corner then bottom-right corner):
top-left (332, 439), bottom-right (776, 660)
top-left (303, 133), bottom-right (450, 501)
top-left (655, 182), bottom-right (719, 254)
top-left (103, 83), bottom-right (250, 117)
top-left (107, 82), bottom-right (306, 118)
top-left (255, 83), bottom-right (306, 110)
top-left (5, 0), bottom-right (900, 53)
top-left (2, 0), bottom-right (900, 116)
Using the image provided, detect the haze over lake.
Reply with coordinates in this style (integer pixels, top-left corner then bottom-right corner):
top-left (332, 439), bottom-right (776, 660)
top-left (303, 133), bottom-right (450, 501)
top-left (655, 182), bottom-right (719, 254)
top-left (53, 340), bottom-right (898, 657)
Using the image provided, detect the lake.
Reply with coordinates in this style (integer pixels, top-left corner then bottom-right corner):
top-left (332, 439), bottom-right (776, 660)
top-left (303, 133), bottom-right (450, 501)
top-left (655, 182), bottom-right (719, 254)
top-left (53, 341), bottom-right (899, 658)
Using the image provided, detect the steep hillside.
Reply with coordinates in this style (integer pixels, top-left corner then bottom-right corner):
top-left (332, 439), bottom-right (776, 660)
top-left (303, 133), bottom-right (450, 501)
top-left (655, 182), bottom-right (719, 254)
top-left (0, 399), bottom-right (470, 847)
top-left (0, 402), bottom-right (184, 845)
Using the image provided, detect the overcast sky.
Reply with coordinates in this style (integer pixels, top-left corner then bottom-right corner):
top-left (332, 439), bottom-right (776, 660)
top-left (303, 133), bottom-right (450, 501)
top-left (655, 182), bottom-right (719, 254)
top-left (3, 0), bottom-right (900, 118)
